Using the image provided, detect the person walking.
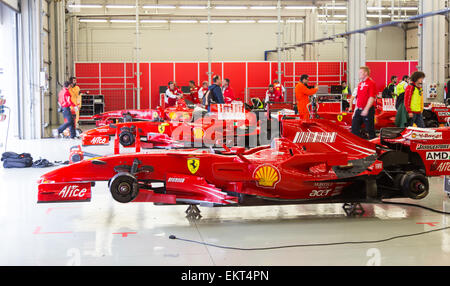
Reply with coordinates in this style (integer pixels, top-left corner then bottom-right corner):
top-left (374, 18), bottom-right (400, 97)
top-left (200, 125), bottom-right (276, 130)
top-left (54, 81), bottom-right (77, 139)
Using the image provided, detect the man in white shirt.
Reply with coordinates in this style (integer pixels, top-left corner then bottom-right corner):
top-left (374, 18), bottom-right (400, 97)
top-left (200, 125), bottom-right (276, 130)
top-left (165, 81), bottom-right (180, 107)
top-left (197, 81), bottom-right (209, 104)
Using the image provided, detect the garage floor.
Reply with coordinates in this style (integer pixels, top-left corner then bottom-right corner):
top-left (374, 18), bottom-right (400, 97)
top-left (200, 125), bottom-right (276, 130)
top-left (1, 136), bottom-right (450, 266)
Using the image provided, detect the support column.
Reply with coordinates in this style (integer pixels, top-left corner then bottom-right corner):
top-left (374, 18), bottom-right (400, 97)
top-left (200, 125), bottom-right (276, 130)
top-left (419, 0), bottom-right (448, 102)
top-left (347, 0), bottom-right (366, 92)
top-left (303, 9), bottom-right (318, 60)
top-left (135, 0), bottom-right (140, 109)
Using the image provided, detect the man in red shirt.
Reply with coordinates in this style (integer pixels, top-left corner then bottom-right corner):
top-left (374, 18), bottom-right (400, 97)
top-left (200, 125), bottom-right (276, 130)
top-left (55, 81), bottom-right (77, 138)
top-left (264, 84), bottom-right (283, 104)
top-left (351, 66), bottom-right (377, 139)
top-left (222, 78), bottom-right (236, 103)
top-left (188, 80), bottom-right (200, 104)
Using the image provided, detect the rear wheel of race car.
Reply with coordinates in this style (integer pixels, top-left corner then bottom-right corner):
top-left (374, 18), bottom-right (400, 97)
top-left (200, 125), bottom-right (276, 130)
top-left (109, 172), bottom-right (139, 203)
top-left (119, 130), bottom-right (135, 147)
top-left (400, 172), bottom-right (429, 200)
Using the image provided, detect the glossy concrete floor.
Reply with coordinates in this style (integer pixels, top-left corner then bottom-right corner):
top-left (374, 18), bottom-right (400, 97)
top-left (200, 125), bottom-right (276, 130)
top-left (1, 136), bottom-right (450, 266)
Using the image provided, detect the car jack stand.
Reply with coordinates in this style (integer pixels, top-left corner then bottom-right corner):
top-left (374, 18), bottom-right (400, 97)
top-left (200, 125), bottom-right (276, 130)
top-left (185, 204), bottom-right (202, 221)
top-left (342, 203), bottom-right (365, 217)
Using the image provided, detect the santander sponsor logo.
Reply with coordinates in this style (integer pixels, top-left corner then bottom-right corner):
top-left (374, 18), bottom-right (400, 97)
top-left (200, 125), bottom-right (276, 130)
top-left (90, 137), bottom-right (107, 145)
top-left (58, 185), bottom-right (87, 198)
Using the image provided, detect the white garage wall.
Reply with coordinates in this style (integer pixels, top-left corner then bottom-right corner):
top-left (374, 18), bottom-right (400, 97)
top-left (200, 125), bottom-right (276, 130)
top-left (0, 3), bottom-right (19, 144)
top-left (74, 21), bottom-right (410, 62)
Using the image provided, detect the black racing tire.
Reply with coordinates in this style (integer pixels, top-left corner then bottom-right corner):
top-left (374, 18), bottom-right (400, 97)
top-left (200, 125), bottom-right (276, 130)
top-left (123, 113), bottom-right (133, 122)
top-left (119, 130), bottom-right (135, 147)
top-left (109, 172), bottom-right (138, 203)
top-left (425, 120), bottom-right (439, 128)
top-left (70, 153), bottom-right (83, 163)
top-left (400, 172), bottom-right (429, 200)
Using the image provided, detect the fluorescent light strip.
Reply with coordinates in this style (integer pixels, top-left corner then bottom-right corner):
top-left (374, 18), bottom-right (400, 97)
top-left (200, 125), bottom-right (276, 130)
top-left (367, 14), bottom-right (391, 18)
top-left (229, 20), bottom-right (256, 23)
top-left (105, 5), bottom-right (135, 9)
top-left (110, 19), bottom-right (136, 23)
top-left (199, 20), bottom-right (227, 23)
top-left (68, 4), bottom-right (103, 8)
top-left (286, 19), bottom-right (304, 23)
top-left (79, 18), bottom-right (108, 22)
top-left (214, 6), bottom-right (248, 10)
top-left (258, 20), bottom-right (283, 23)
top-left (142, 5), bottom-right (176, 9)
top-left (170, 20), bottom-right (198, 23)
top-left (141, 19), bottom-right (168, 23)
top-left (179, 6), bottom-right (207, 9)
top-left (318, 20), bottom-right (344, 23)
top-left (284, 6), bottom-right (316, 10)
top-left (399, 7), bottom-right (419, 11)
top-left (367, 7), bottom-right (385, 11)
top-left (320, 6), bottom-right (347, 10)
top-left (250, 6), bottom-right (276, 10)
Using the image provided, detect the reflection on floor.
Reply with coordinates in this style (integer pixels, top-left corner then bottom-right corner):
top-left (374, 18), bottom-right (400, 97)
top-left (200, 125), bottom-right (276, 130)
top-left (1, 137), bottom-right (450, 266)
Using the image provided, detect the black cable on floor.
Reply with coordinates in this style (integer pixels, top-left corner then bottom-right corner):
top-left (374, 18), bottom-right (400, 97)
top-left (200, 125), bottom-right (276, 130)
top-left (168, 201), bottom-right (450, 251)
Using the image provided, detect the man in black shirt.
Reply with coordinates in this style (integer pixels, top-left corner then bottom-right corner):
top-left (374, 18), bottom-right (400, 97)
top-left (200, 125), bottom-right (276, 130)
top-left (204, 75), bottom-right (225, 112)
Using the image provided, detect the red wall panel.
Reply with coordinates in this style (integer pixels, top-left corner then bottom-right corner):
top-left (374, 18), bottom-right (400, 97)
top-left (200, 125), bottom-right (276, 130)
top-left (199, 62), bottom-right (222, 83)
top-left (100, 63), bottom-right (126, 111)
top-left (387, 62), bottom-right (410, 84)
top-left (247, 62), bottom-right (270, 101)
top-left (223, 62), bottom-right (246, 101)
top-left (150, 63), bottom-right (174, 108)
top-left (318, 62), bottom-right (342, 86)
top-left (75, 60), bottom-right (414, 110)
top-left (139, 63), bottom-right (150, 109)
top-left (75, 63), bottom-right (100, 91)
top-left (366, 62), bottom-right (387, 93)
top-left (295, 62), bottom-right (318, 83)
top-left (175, 63), bottom-right (199, 87)
top-left (124, 63), bottom-right (136, 109)
top-left (410, 61), bottom-right (419, 73)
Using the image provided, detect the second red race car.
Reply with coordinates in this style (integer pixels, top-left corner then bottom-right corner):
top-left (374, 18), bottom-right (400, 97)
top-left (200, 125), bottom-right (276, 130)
top-left (81, 103), bottom-right (260, 148)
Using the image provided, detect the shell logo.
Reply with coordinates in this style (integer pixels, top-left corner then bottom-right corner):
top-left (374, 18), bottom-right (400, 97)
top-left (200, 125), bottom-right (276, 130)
top-left (253, 165), bottom-right (281, 188)
top-left (169, 112), bottom-right (176, 120)
top-left (193, 127), bottom-right (204, 139)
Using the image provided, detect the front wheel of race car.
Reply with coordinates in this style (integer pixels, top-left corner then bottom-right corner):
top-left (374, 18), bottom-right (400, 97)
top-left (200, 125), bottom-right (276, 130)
top-left (400, 172), bottom-right (429, 200)
top-left (119, 130), bottom-right (136, 147)
top-left (109, 172), bottom-right (139, 203)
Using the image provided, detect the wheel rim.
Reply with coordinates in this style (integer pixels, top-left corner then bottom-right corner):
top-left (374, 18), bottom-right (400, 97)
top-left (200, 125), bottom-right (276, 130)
top-left (117, 182), bottom-right (131, 195)
top-left (410, 179), bottom-right (427, 196)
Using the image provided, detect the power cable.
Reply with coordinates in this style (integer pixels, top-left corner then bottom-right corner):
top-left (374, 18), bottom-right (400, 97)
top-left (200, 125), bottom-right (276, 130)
top-left (169, 200), bottom-right (450, 251)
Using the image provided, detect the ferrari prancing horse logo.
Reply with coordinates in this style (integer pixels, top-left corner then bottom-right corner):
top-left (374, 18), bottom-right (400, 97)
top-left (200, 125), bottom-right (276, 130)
top-left (187, 158), bottom-right (200, 174)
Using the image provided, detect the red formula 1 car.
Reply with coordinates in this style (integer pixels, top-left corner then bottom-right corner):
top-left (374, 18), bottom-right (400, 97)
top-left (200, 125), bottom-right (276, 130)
top-left (316, 98), bottom-right (397, 132)
top-left (92, 98), bottom-right (195, 127)
top-left (423, 103), bottom-right (450, 127)
top-left (81, 104), bottom-right (260, 148)
top-left (37, 117), bottom-right (448, 217)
